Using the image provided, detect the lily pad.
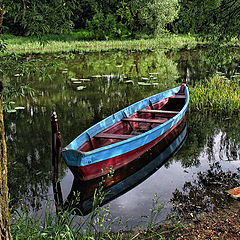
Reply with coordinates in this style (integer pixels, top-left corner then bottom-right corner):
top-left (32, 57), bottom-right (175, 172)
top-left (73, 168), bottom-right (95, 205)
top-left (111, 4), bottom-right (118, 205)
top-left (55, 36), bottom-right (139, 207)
top-left (125, 80), bottom-right (134, 84)
top-left (79, 79), bottom-right (91, 82)
top-left (15, 106), bottom-right (25, 110)
top-left (77, 86), bottom-right (86, 91)
top-left (70, 78), bottom-right (79, 81)
top-left (14, 73), bottom-right (21, 77)
top-left (72, 81), bottom-right (83, 84)
top-left (7, 109), bottom-right (17, 113)
top-left (138, 82), bottom-right (152, 86)
top-left (91, 75), bottom-right (102, 78)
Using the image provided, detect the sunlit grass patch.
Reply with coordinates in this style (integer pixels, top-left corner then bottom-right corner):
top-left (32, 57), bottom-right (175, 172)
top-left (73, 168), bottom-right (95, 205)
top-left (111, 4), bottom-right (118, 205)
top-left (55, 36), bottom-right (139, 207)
top-left (1, 33), bottom-right (199, 55)
top-left (189, 75), bottom-right (240, 116)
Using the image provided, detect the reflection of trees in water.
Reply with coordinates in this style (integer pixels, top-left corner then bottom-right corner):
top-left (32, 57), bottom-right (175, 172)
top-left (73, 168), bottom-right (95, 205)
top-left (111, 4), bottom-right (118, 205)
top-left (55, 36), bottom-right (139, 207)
top-left (170, 162), bottom-right (240, 220)
top-left (171, 47), bottom-right (216, 86)
top-left (6, 112), bottom-right (53, 211)
top-left (168, 45), bottom-right (240, 86)
top-left (203, 45), bottom-right (240, 78)
top-left (167, 114), bottom-right (240, 220)
top-left (165, 114), bottom-right (240, 169)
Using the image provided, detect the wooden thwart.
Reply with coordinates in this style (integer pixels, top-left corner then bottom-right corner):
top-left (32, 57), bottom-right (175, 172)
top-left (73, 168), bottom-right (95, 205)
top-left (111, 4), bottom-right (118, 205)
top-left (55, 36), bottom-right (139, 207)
top-left (122, 117), bottom-right (167, 124)
top-left (138, 109), bottom-right (179, 114)
top-left (170, 94), bottom-right (186, 99)
top-left (95, 132), bottom-right (135, 140)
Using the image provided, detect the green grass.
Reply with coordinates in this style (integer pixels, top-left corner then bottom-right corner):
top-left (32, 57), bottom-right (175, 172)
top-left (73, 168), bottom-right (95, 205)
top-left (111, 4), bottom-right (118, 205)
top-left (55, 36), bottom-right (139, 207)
top-left (10, 182), bottom-right (182, 240)
top-left (1, 33), bottom-right (199, 55)
top-left (189, 75), bottom-right (240, 116)
top-left (11, 204), bottom-right (181, 240)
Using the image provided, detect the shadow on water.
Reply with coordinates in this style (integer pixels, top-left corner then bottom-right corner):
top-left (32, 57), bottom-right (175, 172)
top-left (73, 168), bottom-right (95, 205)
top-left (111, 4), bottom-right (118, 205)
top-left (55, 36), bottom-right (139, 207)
top-left (59, 120), bottom-right (187, 216)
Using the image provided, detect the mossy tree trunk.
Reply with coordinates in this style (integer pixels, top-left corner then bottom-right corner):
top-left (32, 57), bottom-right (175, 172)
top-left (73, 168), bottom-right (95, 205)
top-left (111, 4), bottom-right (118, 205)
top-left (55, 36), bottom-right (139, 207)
top-left (0, 82), bottom-right (11, 239)
top-left (0, 2), bottom-right (2, 34)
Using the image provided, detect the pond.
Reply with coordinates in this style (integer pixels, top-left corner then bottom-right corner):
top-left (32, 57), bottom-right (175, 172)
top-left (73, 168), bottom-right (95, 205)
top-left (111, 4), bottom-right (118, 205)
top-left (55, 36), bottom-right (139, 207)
top-left (3, 47), bottom-right (240, 230)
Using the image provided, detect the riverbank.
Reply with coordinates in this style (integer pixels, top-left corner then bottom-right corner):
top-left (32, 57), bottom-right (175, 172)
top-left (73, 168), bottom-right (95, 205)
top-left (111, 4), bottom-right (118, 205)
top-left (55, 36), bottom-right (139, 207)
top-left (1, 33), bottom-right (199, 54)
top-left (11, 197), bottom-right (240, 239)
top-left (168, 200), bottom-right (240, 240)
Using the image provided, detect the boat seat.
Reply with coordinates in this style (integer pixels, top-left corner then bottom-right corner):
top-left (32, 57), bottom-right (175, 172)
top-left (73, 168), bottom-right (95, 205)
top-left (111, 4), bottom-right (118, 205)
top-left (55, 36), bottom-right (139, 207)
top-left (138, 109), bottom-right (178, 114)
top-left (122, 117), bottom-right (167, 124)
top-left (94, 132), bottom-right (135, 140)
top-left (170, 94), bottom-right (185, 99)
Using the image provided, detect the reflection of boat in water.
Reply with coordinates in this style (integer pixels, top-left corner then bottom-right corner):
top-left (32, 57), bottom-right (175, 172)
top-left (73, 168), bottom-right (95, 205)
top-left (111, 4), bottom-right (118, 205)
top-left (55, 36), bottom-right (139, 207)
top-left (62, 84), bottom-right (189, 181)
top-left (63, 119), bottom-right (187, 215)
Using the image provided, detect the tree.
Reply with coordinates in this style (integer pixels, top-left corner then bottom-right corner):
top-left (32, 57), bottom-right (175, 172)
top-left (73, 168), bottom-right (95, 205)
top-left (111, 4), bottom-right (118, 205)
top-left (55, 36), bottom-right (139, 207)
top-left (0, 4), bottom-right (2, 34)
top-left (0, 83), bottom-right (11, 240)
top-left (0, 1), bottom-right (12, 238)
top-left (175, 0), bottom-right (240, 41)
top-left (118, 0), bottom-right (179, 36)
top-left (3, 0), bottom-right (78, 36)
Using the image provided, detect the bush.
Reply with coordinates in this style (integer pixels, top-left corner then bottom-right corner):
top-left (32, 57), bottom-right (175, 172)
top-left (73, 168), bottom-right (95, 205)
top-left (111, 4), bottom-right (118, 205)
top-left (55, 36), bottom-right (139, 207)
top-left (86, 12), bottom-right (131, 40)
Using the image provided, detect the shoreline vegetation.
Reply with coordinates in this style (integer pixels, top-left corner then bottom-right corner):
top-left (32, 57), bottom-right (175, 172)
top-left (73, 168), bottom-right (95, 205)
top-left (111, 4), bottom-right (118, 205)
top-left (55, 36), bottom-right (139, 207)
top-left (2, 33), bottom-right (240, 239)
top-left (1, 33), bottom-right (200, 54)
top-left (190, 75), bottom-right (240, 116)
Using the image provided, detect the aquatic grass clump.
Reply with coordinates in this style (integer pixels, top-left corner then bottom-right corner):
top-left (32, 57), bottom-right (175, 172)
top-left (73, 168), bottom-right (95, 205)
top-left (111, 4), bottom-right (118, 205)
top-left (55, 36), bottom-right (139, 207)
top-left (189, 75), bottom-right (240, 116)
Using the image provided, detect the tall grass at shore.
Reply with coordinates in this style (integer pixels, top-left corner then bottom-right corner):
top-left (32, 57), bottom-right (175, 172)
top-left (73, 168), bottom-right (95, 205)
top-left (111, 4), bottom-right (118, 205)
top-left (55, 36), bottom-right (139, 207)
top-left (1, 33), bottom-right (198, 55)
top-left (10, 185), bottom-right (180, 239)
top-left (189, 75), bottom-right (240, 116)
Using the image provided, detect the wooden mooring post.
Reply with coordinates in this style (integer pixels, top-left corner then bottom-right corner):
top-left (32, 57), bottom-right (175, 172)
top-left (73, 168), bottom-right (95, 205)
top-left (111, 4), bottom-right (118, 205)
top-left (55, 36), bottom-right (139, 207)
top-left (51, 112), bottom-right (63, 210)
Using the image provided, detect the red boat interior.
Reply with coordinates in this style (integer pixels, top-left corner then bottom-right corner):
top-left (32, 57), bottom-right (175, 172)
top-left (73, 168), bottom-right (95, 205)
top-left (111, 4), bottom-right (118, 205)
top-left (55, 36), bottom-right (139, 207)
top-left (78, 90), bottom-right (186, 152)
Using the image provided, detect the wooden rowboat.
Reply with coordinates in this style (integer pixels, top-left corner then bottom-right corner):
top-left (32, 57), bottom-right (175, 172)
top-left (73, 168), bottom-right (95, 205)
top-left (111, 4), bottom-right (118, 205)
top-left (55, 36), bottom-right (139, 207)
top-left (62, 84), bottom-right (189, 181)
top-left (64, 122), bottom-right (187, 215)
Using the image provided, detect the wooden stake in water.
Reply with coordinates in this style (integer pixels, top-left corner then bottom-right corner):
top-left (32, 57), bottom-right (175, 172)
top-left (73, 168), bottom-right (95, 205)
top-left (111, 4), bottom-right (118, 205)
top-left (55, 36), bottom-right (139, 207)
top-left (51, 112), bottom-right (63, 210)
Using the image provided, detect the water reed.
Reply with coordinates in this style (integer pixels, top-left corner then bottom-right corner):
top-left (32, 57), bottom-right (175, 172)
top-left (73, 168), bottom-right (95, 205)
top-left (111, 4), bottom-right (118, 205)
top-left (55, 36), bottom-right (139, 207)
top-left (189, 75), bottom-right (240, 116)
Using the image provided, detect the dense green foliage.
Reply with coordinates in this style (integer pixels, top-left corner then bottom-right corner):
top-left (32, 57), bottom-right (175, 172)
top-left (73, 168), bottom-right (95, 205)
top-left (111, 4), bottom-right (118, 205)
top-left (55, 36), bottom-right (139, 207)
top-left (2, 0), bottom-right (240, 41)
top-left (2, 0), bottom-right (179, 40)
top-left (3, 0), bottom-right (77, 37)
top-left (175, 0), bottom-right (240, 41)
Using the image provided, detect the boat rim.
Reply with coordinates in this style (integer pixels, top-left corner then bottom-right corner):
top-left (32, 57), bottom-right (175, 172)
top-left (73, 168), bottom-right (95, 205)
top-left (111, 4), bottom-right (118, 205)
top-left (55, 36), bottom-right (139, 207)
top-left (62, 85), bottom-right (189, 156)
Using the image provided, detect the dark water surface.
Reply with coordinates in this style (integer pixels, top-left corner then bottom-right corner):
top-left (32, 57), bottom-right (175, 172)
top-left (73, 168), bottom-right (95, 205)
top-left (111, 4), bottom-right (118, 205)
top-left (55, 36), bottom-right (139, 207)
top-left (3, 48), bottom-right (240, 229)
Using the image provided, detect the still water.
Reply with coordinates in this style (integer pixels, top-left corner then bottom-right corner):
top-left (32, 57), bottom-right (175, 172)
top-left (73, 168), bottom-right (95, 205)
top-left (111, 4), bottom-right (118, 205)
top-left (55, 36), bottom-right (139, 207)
top-left (3, 47), bottom-right (240, 229)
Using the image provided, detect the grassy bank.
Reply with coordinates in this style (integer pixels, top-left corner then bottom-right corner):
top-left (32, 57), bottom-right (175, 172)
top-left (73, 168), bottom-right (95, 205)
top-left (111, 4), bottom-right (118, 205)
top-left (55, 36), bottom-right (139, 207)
top-left (1, 33), bottom-right (199, 55)
top-left (10, 188), bottom-right (181, 240)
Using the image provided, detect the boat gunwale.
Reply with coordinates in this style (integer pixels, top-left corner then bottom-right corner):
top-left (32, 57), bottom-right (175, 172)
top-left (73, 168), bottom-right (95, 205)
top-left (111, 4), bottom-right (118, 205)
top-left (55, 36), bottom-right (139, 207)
top-left (62, 85), bottom-right (189, 157)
